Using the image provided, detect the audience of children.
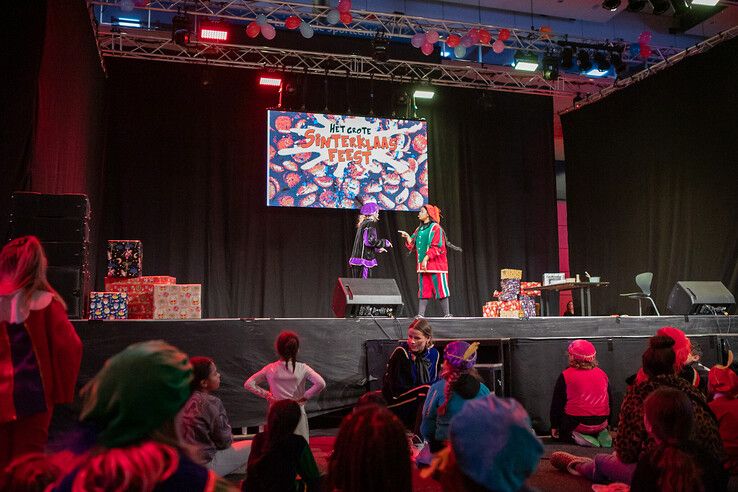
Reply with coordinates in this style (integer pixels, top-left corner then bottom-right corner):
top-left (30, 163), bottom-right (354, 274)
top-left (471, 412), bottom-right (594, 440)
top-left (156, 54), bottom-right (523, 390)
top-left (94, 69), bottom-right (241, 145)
top-left (633, 326), bottom-right (701, 389)
top-left (708, 352), bottom-right (738, 475)
top-left (549, 339), bottom-right (612, 447)
top-left (421, 341), bottom-right (490, 453)
top-left (244, 331), bottom-right (326, 443)
top-left (326, 403), bottom-right (412, 492)
top-left (52, 340), bottom-right (237, 491)
top-left (631, 387), bottom-right (727, 492)
top-left (0, 236), bottom-right (83, 471)
top-left (382, 318), bottom-right (441, 430)
top-left (180, 356), bottom-right (251, 477)
top-left (420, 394), bottom-right (544, 492)
top-left (244, 399), bottom-right (321, 492)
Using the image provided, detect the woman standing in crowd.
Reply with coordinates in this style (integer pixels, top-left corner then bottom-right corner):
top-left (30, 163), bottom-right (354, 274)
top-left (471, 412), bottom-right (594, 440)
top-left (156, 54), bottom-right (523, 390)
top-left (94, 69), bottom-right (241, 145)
top-left (244, 331), bottom-right (326, 443)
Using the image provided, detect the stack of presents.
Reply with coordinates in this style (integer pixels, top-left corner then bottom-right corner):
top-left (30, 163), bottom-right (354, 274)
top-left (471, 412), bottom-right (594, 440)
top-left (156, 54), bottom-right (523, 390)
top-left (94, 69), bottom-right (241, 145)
top-left (482, 269), bottom-right (541, 319)
top-left (89, 240), bottom-right (202, 320)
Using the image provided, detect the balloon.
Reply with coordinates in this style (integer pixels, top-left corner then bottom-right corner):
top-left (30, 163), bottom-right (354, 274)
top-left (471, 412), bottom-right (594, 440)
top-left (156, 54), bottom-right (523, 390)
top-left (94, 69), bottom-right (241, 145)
top-left (299, 21), bottom-right (314, 38)
top-left (638, 30), bottom-right (652, 43)
top-left (411, 32), bottom-right (426, 48)
top-left (421, 42), bottom-right (434, 56)
top-left (120, 0), bottom-right (134, 12)
top-left (460, 35), bottom-right (473, 48)
top-left (498, 28), bottom-right (511, 41)
top-left (256, 14), bottom-right (269, 26)
top-left (340, 12), bottom-right (352, 24)
top-left (446, 33), bottom-right (461, 48)
top-left (425, 30), bottom-right (439, 44)
top-left (338, 0), bottom-right (352, 13)
top-left (468, 28), bottom-right (480, 44)
top-left (478, 29), bottom-right (492, 44)
top-left (326, 9), bottom-right (340, 24)
top-left (261, 23), bottom-right (276, 40)
top-left (285, 15), bottom-right (301, 30)
top-left (492, 39), bottom-right (505, 54)
top-left (539, 26), bottom-right (552, 38)
top-left (246, 21), bottom-right (261, 38)
top-left (639, 44), bottom-right (651, 59)
top-left (453, 45), bottom-right (467, 58)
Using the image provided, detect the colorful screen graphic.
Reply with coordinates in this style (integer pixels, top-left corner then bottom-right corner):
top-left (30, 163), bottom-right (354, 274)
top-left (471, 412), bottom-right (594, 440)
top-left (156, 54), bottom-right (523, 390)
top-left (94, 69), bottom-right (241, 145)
top-left (267, 110), bottom-right (429, 210)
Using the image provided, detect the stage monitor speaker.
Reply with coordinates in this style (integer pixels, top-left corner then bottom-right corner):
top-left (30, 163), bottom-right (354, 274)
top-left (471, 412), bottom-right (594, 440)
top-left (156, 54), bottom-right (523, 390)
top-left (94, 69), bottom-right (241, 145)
top-left (667, 281), bottom-right (735, 315)
top-left (332, 277), bottom-right (403, 317)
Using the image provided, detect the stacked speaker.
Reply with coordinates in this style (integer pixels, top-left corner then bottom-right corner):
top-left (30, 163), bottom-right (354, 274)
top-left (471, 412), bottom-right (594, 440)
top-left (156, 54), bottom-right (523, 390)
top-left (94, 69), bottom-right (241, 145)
top-left (8, 192), bottom-right (91, 319)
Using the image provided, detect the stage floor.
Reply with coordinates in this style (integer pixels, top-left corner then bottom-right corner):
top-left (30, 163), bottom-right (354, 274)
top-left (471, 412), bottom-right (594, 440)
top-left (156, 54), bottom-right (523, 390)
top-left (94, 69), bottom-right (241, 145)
top-left (71, 315), bottom-right (737, 430)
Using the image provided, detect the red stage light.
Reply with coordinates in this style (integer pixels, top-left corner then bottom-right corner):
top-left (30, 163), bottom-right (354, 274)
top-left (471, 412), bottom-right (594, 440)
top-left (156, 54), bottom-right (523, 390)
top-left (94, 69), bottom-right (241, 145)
top-left (200, 28), bottom-right (229, 41)
top-left (259, 76), bottom-right (282, 87)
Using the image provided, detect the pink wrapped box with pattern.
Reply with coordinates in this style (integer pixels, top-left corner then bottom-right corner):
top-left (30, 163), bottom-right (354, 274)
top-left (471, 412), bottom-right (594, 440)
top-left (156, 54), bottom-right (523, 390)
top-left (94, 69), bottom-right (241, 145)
top-left (520, 281), bottom-right (542, 297)
top-left (482, 301), bottom-right (502, 318)
top-left (104, 276), bottom-right (176, 319)
top-left (153, 284), bottom-right (202, 319)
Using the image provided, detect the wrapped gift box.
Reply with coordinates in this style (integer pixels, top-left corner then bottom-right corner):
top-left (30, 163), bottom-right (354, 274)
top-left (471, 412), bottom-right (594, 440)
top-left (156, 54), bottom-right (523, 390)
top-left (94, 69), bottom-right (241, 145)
top-left (104, 276), bottom-right (176, 319)
top-left (520, 281), bottom-right (542, 297)
top-left (520, 295), bottom-right (537, 318)
top-left (499, 278), bottom-right (521, 301)
top-left (500, 269), bottom-right (523, 280)
top-left (107, 240), bottom-right (143, 278)
top-left (153, 284), bottom-right (202, 319)
top-left (500, 309), bottom-right (522, 318)
top-left (89, 292), bottom-right (128, 320)
top-left (482, 301), bottom-right (502, 318)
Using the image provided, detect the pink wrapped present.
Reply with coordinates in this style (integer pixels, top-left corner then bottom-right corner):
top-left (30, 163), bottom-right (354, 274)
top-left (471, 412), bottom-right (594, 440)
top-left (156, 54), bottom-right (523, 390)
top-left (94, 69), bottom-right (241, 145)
top-left (499, 300), bottom-right (522, 317)
top-left (153, 284), bottom-right (202, 319)
top-left (520, 281), bottom-right (542, 297)
top-left (104, 276), bottom-right (176, 319)
top-left (482, 301), bottom-right (502, 318)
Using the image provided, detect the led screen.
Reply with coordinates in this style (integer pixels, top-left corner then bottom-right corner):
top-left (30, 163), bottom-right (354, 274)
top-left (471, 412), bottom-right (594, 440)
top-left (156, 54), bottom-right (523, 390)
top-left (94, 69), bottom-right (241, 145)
top-left (267, 110), bottom-right (429, 210)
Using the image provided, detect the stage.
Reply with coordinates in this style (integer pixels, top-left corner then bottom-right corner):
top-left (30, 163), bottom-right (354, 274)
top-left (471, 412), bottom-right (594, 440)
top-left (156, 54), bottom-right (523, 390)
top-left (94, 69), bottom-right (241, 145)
top-left (70, 314), bottom-right (738, 432)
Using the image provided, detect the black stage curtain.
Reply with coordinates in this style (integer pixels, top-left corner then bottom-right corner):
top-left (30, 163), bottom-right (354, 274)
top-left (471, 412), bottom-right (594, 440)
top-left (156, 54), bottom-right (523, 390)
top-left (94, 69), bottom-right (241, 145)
top-left (100, 59), bottom-right (557, 317)
top-left (562, 37), bottom-right (738, 316)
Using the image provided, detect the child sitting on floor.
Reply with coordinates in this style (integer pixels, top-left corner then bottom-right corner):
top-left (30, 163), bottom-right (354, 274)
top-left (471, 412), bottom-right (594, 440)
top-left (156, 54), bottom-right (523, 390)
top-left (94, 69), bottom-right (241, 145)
top-left (549, 339), bottom-right (612, 447)
top-left (708, 352), bottom-right (738, 475)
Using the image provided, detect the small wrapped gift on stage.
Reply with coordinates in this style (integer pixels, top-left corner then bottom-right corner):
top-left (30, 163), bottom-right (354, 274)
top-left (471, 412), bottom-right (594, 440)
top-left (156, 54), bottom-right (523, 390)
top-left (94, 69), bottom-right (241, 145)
top-left (89, 292), bottom-right (128, 320)
top-left (483, 301), bottom-right (502, 318)
top-left (520, 295), bottom-right (537, 318)
top-left (520, 281), bottom-right (542, 297)
top-left (104, 276), bottom-right (176, 319)
top-left (500, 269), bottom-right (523, 280)
top-left (107, 240), bottom-right (143, 278)
top-left (499, 278), bottom-right (521, 301)
top-left (153, 284), bottom-right (202, 319)
top-left (499, 299), bottom-right (522, 318)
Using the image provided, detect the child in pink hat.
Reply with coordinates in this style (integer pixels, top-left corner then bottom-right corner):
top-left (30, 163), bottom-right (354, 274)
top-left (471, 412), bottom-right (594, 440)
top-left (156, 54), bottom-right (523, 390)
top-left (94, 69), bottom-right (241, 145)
top-left (549, 339), bottom-right (612, 447)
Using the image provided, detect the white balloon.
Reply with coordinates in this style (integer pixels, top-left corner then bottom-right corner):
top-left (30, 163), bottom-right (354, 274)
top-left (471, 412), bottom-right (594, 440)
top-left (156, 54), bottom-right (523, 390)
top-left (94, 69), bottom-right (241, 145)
top-left (326, 9), bottom-right (340, 25)
top-left (299, 22), bottom-right (314, 38)
top-left (262, 23), bottom-right (276, 40)
top-left (120, 0), bottom-right (134, 12)
top-left (454, 45), bottom-right (467, 58)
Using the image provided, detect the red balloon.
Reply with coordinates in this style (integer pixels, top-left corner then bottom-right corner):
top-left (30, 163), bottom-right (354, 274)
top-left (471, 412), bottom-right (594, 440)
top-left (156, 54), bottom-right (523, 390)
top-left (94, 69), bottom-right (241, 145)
top-left (340, 11), bottom-right (352, 24)
top-left (246, 21), bottom-right (261, 38)
top-left (421, 42), bottom-right (434, 56)
top-left (498, 28), bottom-right (511, 41)
top-left (285, 15), bottom-right (301, 30)
top-left (446, 33), bottom-right (461, 48)
top-left (639, 44), bottom-right (651, 59)
top-left (468, 28), bottom-right (480, 44)
top-left (478, 29), bottom-right (492, 44)
top-left (338, 0), bottom-right (352, 13)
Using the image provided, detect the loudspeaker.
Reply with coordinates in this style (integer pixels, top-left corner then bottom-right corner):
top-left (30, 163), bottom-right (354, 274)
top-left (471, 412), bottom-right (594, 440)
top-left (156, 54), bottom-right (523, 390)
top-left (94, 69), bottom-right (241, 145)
top-left (47, 266), bottom-right (88, 319)
top-left (667, 281), bottom-right (736, 315)
top-left (332, 277), bottom-right (403, 317)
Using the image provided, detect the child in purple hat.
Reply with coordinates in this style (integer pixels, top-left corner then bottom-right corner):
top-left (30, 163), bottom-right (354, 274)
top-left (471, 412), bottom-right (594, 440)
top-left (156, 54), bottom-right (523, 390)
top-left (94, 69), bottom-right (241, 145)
top-left (421, 341), bottom-right (490, 453)
top-left (549, 339), bottom-right (612, 447)
top-left (349, 200), bottom-right (392, 278)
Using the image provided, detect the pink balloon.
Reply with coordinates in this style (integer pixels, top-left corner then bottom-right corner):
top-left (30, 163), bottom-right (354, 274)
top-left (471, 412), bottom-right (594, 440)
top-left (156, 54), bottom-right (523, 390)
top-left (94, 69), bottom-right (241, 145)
top-left (425, 30), bottom-right (439, 44)
top-left (246, 21), bottom-right (261, 38)
top-left (460, 35), bottom-right (473, 48)
top-left (338, 0), bottom-right (352, 13)
top-left (468, 28), bottom-right (480, 44)
top-left (421, 42), bottom-right (434, 56)
top-left (411, 32), bottom-right (426, 48)
top-left (492, 39), bottom-right (505, 54)
top-left (446, 33), bottom-right (461, 48)
top-left (261, 23), bottom-right (276, 40)
top-left (638, 30), bottom-right (652, 43)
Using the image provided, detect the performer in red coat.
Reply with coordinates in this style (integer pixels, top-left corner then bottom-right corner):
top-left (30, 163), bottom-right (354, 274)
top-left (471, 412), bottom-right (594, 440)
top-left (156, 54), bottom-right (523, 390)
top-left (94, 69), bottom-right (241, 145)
top-left (0, 236), bottom-right (82, 470)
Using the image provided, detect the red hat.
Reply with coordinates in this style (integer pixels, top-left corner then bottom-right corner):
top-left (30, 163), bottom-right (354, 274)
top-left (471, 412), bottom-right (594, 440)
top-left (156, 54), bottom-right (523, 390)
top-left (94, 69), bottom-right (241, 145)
top-left (656, 326), bottom-right (691, 368)
top-left (709, 352), bottom-right (738, 396)
top-left (568, 339), bottom-right (596, 362)
top-left (424, 204), bottom-right (441, 223)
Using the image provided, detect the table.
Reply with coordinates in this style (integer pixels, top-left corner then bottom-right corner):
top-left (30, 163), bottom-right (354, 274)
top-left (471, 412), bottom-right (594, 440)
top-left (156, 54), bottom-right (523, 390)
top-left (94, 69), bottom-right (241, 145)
top-left (522, 281), bottom-right (610, 316)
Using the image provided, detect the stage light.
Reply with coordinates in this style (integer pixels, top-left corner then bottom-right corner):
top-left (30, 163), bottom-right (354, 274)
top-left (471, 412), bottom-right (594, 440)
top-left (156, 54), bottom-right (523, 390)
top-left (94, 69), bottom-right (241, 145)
top-left (627, 0), bottom-right (648, 9)
top-left (259, 76), bottom-right (282, 87)
top-left (576, 50), bottom-right (592, 72)
top-left (371, 31), bottom-right (390, 62)
top-left (172, 14), bottom-right (191, 47)
top-left (585, 67), bottom-right (610, 77)
top-left (691, 0), bottom-right (718, 5)
top-left (513, 51), bottom-right (539, 71)
top-left (650, 0), bottom-right (671, 14)
top-left (602, 0), bottom-right (622, 10)
top-left (560, 46), bottom-right (574, 69)
top-left (413, 89), bottom-right (435, 99)
top-left (115, 17), bottom-right (141, 28)
top-left (542, 53), bottom-right (560, 81)
top-left (199, 23), bottom-right (230, 42)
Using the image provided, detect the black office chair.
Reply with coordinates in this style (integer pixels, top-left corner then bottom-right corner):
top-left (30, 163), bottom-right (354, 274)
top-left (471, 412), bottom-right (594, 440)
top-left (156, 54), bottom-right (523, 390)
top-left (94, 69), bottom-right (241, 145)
top-left (620, 272), bottom-right (660, 315)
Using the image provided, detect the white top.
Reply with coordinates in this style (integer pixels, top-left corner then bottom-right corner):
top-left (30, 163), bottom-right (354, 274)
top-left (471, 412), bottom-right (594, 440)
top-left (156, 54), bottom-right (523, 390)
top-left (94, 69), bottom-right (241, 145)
top-left (0, 289), bottom-right (53, 324)
top-left (244, 360), bottom-right (326, 402)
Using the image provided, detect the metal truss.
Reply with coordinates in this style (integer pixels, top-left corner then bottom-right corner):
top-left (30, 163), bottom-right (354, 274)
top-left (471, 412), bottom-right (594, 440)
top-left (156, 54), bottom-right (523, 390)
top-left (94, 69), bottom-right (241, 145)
top-left (561, 24), bottom-right (738, 113)
top-left (93, 25), bottom-right (614, 97)
top-left (88, 0), bottom-right (684, 66)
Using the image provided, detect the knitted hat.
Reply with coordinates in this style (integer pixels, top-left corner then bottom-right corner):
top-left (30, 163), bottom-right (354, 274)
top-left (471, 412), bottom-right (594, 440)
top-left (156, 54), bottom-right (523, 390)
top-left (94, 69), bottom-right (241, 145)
top-left (568, 339), bottom-right (596, 362)
top-left (80, 340), bottom-right (193, 448)
top-left (424, 204), bottom-right (441, 223)
top-left (444, 341), bottom-right (479, 371)
top-left (709, 351), bottom-right (738, 396)
top-left (449, 395), bottom-right (543, 492)
top-left (360, 201), bottom-right (379, 216)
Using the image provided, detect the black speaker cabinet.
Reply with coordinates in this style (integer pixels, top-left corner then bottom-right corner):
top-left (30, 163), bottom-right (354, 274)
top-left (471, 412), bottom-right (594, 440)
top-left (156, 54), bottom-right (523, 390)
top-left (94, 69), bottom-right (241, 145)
top-left (11, 192), bottom-right (90, 219)
top-left (332, 277), bottom-right (403, 317)
top-left (47, 266), bottom-right (89, 319)
top-left (667, 281), bottom-right (735, 315)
